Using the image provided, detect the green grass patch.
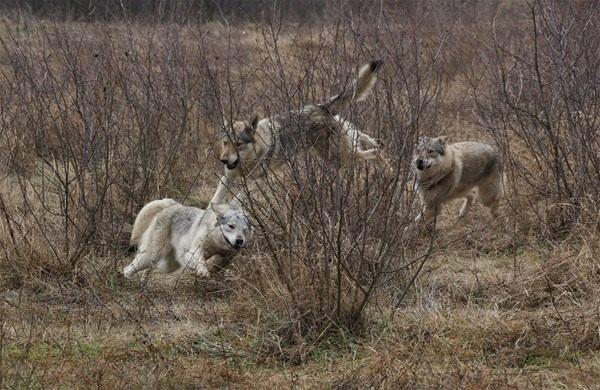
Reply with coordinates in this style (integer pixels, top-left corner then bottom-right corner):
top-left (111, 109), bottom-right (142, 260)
top-left (3, 340), bottom-right (104, 362)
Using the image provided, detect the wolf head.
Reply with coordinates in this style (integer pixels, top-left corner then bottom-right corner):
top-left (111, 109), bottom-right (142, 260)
top-left (210, 202), bottom-right (252, 251)
top-left (413, 136), bottom-right (449, 172)
top-left (218, 114), bottom-right (260, 170)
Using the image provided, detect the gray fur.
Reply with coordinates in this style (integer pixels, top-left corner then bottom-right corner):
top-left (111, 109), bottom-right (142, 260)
top-left (212, 61), bottom-right (392, 204)
top-left (413, 137), bottom-right (504, 227)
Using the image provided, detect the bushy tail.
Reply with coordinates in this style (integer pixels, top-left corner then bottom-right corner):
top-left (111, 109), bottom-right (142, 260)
top-left (130, 198), bottom-right (179, 246)
top-left (325, 60), bottom-right (383, 114)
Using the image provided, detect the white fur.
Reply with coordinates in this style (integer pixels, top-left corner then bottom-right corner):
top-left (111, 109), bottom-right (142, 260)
top-left (123, 198), bottom-right (251, 280)
top-left (129, 198), bottom-right (178, 246)
top-left (212, 61), bottom-right (390, 205)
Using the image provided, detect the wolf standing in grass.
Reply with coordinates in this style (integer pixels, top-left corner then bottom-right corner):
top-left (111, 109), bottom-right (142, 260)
top-left (413, 136), bottom-right (503, 227)
top-left (123, 198), bottom-right (251, 280)
top-left (211, 60), bottom-right (391, 203)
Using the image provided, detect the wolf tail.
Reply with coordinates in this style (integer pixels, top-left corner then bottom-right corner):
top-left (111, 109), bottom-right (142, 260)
top-left (324, 60), bottom-right (383, 114)
top-left (130, 198), bottom-right (179, 246)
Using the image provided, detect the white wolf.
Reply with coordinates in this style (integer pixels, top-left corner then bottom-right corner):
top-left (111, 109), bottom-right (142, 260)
top-left (123, 198), bottom-right (251, 280)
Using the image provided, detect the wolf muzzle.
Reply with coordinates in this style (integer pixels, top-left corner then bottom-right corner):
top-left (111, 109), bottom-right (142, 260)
top-left (221, 159), bottom-right (239, 170)
top-left (233, 238), bottom-right (245, 249)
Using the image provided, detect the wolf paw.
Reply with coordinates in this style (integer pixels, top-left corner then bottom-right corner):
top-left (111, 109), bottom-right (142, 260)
top-left (195, 266), bottom-right (211, 279)
top-left (123, 265), bottom-right (134, 279)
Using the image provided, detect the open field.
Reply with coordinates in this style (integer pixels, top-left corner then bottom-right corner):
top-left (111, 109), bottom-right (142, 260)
top-left (1, 1), bottom-right (599, 388)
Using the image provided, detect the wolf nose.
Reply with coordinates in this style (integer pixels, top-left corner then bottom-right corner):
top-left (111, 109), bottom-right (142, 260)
top-left (416, 159), bottom-right (425, 170)
top-left (234, 238), bottom-right (245, 248)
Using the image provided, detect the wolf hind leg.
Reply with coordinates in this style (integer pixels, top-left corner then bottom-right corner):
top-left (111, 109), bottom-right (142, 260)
top-left (155, 257), bottom-right (180, 274)
top-left (459, 191), bottom-right (476, 218)
top-left (357, 132), bottom-right (381, 149)
top-left (354, 148), bottom-right (394, 174)
top-left (478, 176), bottom-right (503, 219)
top-left (123, 221), bottom-right (172, 279)
top-left (124, 252), bottom-right (158, 279)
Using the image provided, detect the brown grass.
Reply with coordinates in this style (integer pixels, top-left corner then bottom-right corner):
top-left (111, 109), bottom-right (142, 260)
top-left (1, 1), bottom-right (600, 388)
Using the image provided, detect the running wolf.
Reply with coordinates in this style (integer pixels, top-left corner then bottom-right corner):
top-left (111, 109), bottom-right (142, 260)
top-left (124, 198), bottom-right (251, 280)
top-left (211, 61), bottom-right (391, 203)
top-left (413, 136), bottom-right (503, 226)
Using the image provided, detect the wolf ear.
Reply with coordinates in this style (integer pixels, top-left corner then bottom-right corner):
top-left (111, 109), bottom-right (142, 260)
top-left (219, 117), bottom-right (231, 139)
top-left (249, 113), bottom-right (259, 133)
top-left (239, 114), bottom-right (259, 142)
top-left (229, 197), bottom-right (242, 209)
top-left (436, 136), bottom-right (448, 155)
top-left (209, 202), bottom-right (227, 216)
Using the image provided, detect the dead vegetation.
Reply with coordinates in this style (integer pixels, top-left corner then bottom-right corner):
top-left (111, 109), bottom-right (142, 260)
top-left (1, 1), bottom-right (599, 388)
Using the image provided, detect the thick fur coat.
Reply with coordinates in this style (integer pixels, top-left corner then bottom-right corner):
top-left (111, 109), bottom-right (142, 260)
top-left (211, 61), bottom-right (391, 203)
top-left (124, 198), bottom-right (251, 280)
top-left (413, 136), bottom-right (503, 225)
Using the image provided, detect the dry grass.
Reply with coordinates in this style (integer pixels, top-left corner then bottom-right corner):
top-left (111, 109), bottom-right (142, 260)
top-left (1, 1), bottom-right (600, 388)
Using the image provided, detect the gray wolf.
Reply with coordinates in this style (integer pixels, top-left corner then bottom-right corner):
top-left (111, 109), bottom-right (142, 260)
top-left (211, 60), bottom-right (391, 204)
top-left (412, 136), bottom-right (503, 226)
top-left (123, 198), bottom-right (251, 280)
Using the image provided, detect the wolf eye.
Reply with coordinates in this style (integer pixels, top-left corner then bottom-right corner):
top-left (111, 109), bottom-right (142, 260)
top-left (236, 142), bottom-right (245, 147)
top-left (228, 224), bottom-right (235, 229)
top-left (428, 149), bottom-right (435, 154)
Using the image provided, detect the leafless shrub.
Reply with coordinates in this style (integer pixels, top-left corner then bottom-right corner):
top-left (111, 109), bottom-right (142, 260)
top-left (1, 1), bottom-right (598, 387)
top-left (0, 2), bottom-right (450, 364)
top-left (0, 21), bottom-right (219, 286)
top-left (473, 0), bottom-right (600, 239)
top-left (189, 6), bottom-right (452, 363)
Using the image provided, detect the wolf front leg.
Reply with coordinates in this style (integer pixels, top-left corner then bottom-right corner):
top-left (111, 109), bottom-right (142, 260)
top-left (206, 254), bottom-right (237, 274)
top-left (186, 249), bottom-right (211, 279)
top-left (123, 226), bottom-right (171, 279)
top-left (210, 174), bottom-right (232, 205)
top-left (235, 175), bottom-right (277, 205)
top-left (415, 203), bottom-right (439, 231)
top-left (195, 258), bottom-right (210, 278)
